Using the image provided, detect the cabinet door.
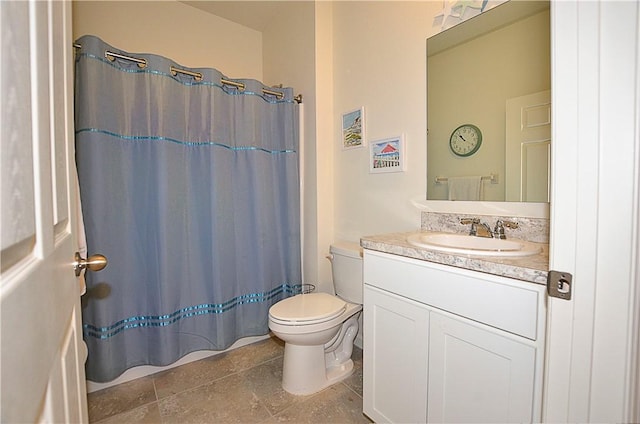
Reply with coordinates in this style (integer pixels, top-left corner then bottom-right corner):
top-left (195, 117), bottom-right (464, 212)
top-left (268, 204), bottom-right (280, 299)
top-left (427, 312), bottom-right (537, 423)
top-left (363, 285), bottom-right (430, 423)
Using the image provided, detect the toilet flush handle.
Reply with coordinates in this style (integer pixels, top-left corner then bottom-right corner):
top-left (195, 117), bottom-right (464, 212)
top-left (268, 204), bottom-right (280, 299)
top-left (325, 254), bottom-right (336, 295)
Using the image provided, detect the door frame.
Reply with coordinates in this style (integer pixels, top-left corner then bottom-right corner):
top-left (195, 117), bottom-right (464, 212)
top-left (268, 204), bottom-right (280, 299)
top-left (544, 1), bottom-right (640, 422)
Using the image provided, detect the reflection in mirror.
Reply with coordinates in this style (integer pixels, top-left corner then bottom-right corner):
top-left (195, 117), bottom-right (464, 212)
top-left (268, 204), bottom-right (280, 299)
top-left (427, 1), bottom-right (550, 202)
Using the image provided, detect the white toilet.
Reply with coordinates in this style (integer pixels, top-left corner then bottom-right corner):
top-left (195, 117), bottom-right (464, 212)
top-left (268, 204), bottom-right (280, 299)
top-left (268, 241), bottom-right (363, 395)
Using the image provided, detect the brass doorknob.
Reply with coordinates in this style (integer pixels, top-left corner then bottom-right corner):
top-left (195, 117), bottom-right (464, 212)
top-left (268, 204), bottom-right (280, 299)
top-left (74, 252), bottom-right (108, 277)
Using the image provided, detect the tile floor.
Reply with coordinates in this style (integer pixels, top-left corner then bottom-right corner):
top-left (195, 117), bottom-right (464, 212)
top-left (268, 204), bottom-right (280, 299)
top-left (87, 336), bottom-right (371, 423)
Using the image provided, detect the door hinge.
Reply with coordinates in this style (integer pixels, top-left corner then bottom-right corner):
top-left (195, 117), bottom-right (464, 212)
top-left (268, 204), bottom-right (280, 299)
top-left (547, 270), bottom-right (573, 300)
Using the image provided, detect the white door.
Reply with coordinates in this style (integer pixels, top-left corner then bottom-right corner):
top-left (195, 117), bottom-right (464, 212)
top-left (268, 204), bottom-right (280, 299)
top-left (544, 1), bottom-right (639, 422)
top-left (427, 312), bottom-right (537, 423)
top-left (505, 90), bottom-right (551, 202)
top-left (1, 1), bottom-right (90, 422)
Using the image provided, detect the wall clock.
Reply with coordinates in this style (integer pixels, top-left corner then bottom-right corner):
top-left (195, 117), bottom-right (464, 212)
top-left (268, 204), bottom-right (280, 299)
top-left (449, 124), bottom-right (482, 157)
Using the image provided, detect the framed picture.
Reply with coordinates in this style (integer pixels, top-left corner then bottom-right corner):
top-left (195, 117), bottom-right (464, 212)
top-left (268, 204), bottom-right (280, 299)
top-left (342, 107), bottom-right (365, 149)
top-left (369, 135), bottom-right (406, 173)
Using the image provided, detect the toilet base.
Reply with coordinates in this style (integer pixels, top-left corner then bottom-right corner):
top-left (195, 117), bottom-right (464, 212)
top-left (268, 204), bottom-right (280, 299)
top-left (281, 342), bottom-right (355, 395)
top-left (270, 300), bottom-right (362, 396)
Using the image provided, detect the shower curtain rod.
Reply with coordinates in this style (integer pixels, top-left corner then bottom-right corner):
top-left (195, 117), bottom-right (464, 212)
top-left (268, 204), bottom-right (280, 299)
top-left (73, 43), bottom-right (303, 103)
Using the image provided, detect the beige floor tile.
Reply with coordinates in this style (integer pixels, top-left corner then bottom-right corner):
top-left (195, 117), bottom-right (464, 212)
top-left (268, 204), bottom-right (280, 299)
top-left (152, 337), bottom-right (284, 399)
top-left (226, 336), bottom-right (284, 371)
top-left (88, 337), bottom-right (366, 424)
top-left (268, 383), bottom-right (370, 424)
top-left (158, 372), bottom-right (272, 424)
top-left (343, 347), bottom-right (363, 397)
top-left (235, 356), bottom-right (310, 416)
top-left (92, 402), bottom-right (162, 424)
top-left (87, 376), bottom-right (156, 423)
top-left (152, 351), bottom-right (238, 399)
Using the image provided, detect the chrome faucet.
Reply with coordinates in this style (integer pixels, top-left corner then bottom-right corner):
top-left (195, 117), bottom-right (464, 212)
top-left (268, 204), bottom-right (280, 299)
top-left (493, 219), bottom-right (519, 239)
top-left (460, 218), bottom-right (492, 238)
top-left (459, 218), bottom-right (479, 235)
top-left (475, 222), bottom-right (494, 238)
top-left (460, 218), bottom-right (519, 239)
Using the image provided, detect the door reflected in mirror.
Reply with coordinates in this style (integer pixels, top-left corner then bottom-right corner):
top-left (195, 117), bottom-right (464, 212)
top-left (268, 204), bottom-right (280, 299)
top-left (427, 0), bottom-right (550, 202)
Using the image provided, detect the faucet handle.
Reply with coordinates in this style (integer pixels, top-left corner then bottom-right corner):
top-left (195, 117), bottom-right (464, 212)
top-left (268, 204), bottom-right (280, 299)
top-left (460, 218), bottom-right (480, 236)
top-left (493, 219), bottom-right (518, 239)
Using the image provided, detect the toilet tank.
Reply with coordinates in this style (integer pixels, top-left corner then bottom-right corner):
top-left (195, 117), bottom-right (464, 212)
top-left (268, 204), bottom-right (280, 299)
top-left (329, 241), bottom-right (363, 304)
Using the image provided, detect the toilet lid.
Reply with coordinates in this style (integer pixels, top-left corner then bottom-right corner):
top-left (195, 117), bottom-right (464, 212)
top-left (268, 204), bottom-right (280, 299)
top-left (269, 293), bottom-right (346, 323)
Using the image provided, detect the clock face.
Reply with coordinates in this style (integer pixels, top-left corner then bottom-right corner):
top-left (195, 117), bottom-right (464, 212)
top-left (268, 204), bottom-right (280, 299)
top-left (449, 124), bottom-right (482, 157)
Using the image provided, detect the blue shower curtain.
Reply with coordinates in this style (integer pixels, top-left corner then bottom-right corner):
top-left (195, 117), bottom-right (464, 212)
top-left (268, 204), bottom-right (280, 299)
top-left (74, 35), bottom-right (301, 382)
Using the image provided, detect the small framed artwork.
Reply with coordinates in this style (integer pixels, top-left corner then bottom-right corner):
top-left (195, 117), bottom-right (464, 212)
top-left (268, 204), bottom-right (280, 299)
top-left (342, 107), bottom-right (365, 149)
top-left (369, 135), bottom-right (406, 173)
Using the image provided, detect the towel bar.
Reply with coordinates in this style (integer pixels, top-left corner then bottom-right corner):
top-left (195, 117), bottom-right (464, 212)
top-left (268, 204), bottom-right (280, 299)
top-left (435, 174), bottom-right (498, 184)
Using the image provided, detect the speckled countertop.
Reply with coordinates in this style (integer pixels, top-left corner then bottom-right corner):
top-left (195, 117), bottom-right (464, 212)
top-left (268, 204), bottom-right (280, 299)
top-left (360, 231), bottom-right (549, 285)
top-left (360, 212), bottom-right (550, 286)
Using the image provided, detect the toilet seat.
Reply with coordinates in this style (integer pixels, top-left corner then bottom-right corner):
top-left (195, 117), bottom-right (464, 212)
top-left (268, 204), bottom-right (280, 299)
top-left (269, 293), bottom-right (346, 325)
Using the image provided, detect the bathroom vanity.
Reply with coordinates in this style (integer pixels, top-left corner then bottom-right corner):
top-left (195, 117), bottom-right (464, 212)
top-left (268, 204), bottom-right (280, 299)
top-left (360, 217), bottom-right (549, 424)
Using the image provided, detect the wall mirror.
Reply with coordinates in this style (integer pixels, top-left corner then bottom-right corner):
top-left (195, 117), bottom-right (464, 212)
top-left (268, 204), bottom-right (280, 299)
top-left (426, 0), bottom-right (550, 203)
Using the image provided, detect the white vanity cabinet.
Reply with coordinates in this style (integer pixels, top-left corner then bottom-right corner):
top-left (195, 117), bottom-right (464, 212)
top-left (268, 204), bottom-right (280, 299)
top-left (363, 250), bottom-right (546, 424)
top-left (364, 285), bottom-right (430, 423)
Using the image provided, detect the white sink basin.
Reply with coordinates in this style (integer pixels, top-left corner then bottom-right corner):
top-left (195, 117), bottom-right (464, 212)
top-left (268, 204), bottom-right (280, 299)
top-left (406, 232), bottom-right (542, 257)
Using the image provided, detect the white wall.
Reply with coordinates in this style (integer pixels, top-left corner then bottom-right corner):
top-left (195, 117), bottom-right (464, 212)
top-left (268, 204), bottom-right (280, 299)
top-left (260, 2), bottom-right (335, 293)
top-left (311, 2), bottom-right (337, 292)
top-left (72, 1), bottom-right (263, 79)
top-left (331, 1), bottom-right (442, 243)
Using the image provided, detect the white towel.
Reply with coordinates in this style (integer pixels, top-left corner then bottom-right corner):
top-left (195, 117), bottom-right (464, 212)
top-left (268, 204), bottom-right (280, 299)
top-left (447, 176), bottom-right (483, 201)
